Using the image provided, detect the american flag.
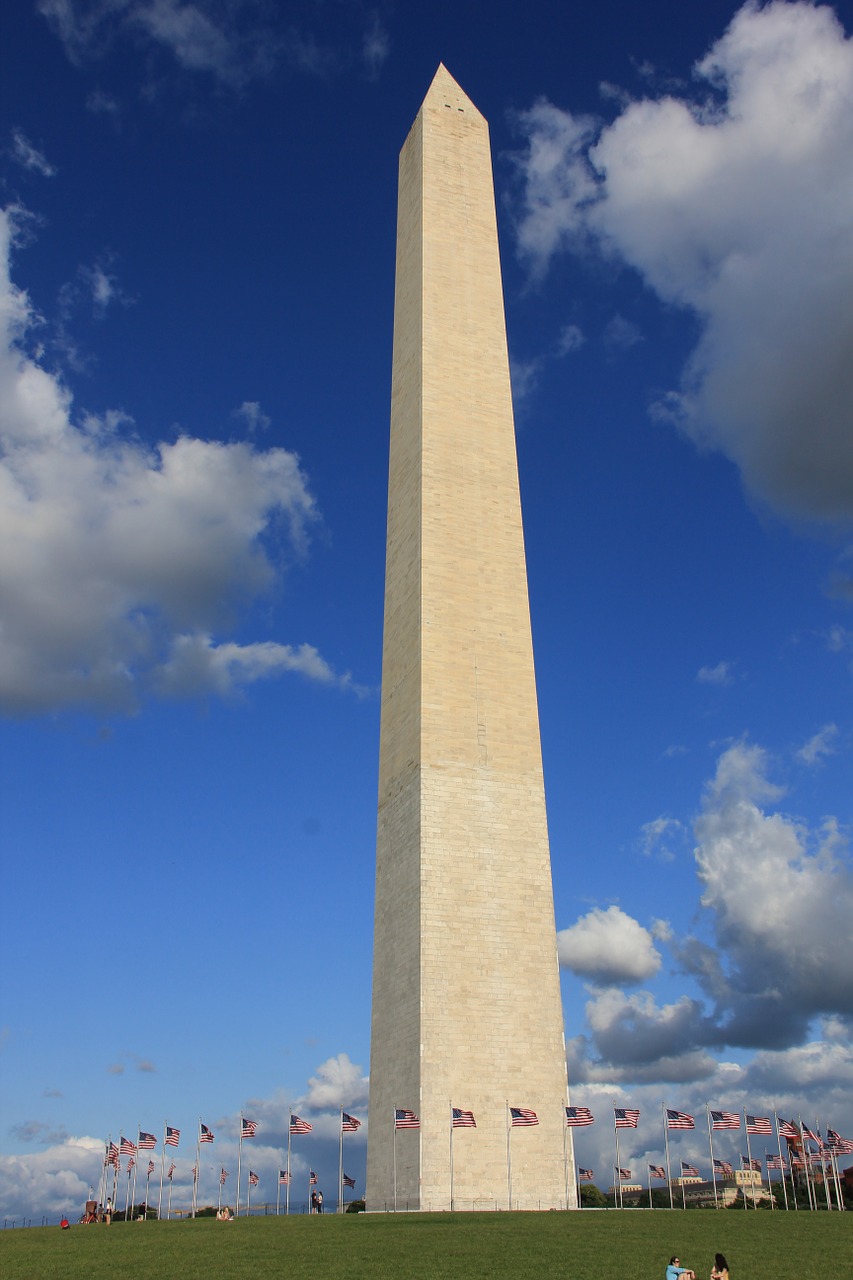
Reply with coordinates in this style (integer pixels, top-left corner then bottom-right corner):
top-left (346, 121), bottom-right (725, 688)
top-left (167, 1162), bottom-right (176, 1180)
top-left (777, 1118), bottom-right (798, 1139)
top-left (248, 1171), bottom-right (259, 1187)
top-left (127, 1157), bottom-right (135, 1172)
top-left (614, 1108), bottom-right (639, 1128)
top-left (510, 1107), bottom-right (539, 1127)
top-left (395, 1109), bottom-right (420, 1129)
top-left (279, 1170), bottom-right (290, 1185)
top-left (138, 1132), bottom-right (157, 1150)
top-left (802, 1124), bottom-right (818, 1143)
top-left (290, 1114), bottom-right (312, 1135)
top-left (565, 1106), bottom-right (594, 1127)
top-left (342, 1112), bottom-right (361, 1133)
top-left (107, 1142), bottom-right (120, 1166)
top-left (147, 1160), bottom-right (155, 1176)
top-left (666, 1109), bottom-right (695, 1130)
top-left (343, 1174), bottom-right (356, 1189)
top-left (765, 1154), bottom-right (786, 1170)
top-left (616, 1167), bottom-right (632, 1179)
top-left (649, 1165), bottom-right (666, 1179)
top-left (746, 1114), bottom-right (772, 1135)
top-left (241, 1118), bottom-right (257, 1138)
top-left (578, 1168), bottom-right (594, 1181)
top-left (710, 1110), bottom-right (740, 1130)
top-left (220, 1168), bottom-right (228, 1184)
top-left (680, 1161), bottom-right (700, 1177)
top-left (200, 1124), bottom-right (214, 1143)
top-left (790, 1154), bottom-right (805, 1169)
top-left (165, 1127), bottom-right (180, 1146)
top-left (120, 1136), bottom-right (137, 1156)
top-left (452, 1108), bottom-right (476, 1128)
top-left (741, 1155), bottom-right (761, 1172)
top-left (309, 1170), bottom-right (318, 1185)
top-left (713, 1159), bottom-right (733, 1177)
top-left (192, 1164), bottom-right (199, 1182)
top-left (826, 1130), bottom-right (853, 1155)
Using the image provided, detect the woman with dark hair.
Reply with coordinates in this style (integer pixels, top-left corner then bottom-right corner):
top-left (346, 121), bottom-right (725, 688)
top-left (710, 1254), bottom-right (730, 1280)
top-left (666, 1257), bottom-right (695, 1280)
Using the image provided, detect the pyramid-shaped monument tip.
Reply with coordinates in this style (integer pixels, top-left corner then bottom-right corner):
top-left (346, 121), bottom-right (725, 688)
top-left (422, 63), bottom-right (483, 119)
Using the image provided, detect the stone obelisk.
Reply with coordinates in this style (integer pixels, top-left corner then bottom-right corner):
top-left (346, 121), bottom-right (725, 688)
top-left (366, 65), bottom-right (574, 1213)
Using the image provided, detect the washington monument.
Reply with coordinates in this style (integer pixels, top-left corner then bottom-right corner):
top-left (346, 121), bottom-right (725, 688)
top-left (366, 66), bottom-right (575, 1212)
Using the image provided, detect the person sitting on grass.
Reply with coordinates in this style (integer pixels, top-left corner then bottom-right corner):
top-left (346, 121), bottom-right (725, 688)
top-left (710, 1254), bottom-right (729, 1280)
top-left (667, 1256), bottom-right (695, 1280)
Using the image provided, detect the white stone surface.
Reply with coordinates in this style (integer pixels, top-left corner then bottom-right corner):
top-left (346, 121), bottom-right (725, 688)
top-left (366, 65), bottom-right (576, 1213)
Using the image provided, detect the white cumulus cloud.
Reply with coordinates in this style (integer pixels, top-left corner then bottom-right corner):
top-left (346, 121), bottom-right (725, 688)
top-left (557, 905), bottom-right (663, 984)
top-left (688, 739), bottom-right (853, 1044)
top-left (0, 205), bottom-right (348, 715)
top-left (513, 1), bottom-right (853, 525)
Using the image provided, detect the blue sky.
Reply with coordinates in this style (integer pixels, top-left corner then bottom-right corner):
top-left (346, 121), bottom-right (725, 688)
top-left (1, 0), bottom-right (852, 1218)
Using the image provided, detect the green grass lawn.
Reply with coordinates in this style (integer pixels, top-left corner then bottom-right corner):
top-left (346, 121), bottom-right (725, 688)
top-left (1, 1210), bottom-right (849, 1280)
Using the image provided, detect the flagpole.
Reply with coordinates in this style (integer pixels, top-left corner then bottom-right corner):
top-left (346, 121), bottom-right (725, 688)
top-left (648, 1165), bottom-right (653, 1211)
top-left (614, 1111), bottom-right (622, 1208)
top-left (157, 1121), bottom-right (166, 1220)
top-left (562, 1107), bottom-right (570, 1210)
top-left (192, 1119), bottom-right (201, 1218)
top-left (286, 1121), bottom-right (292, 1216)
top-left (167, 1165), bottom-right (173, 1219)
top-left (218, 1169), bottom-right (223, 1214)
top-left (824, 1146), bottom-right (840, 1203)
top-left (393, 1110), bottom-right (398, 1213)
top-left (773, 1114), bottom-right (789, 1211)
top-left (236, 1114), bottom-right (243, 1218)
top-left (705, 1108), bottom-right (719, 1210)
top-left (662, 1105), bottom-right (673, 1210)
top-left (131, 1125), bottom-right (140, 1214)
top-left (111, 1151), bottom-right (118, 1212)
top-left (814, 1121), bottom-right (824, 1208)
top-left (798, 1118), bottom-right (815, 1211)
top-left (99, 1137), bottom-right (109, 1208)
top-left (338, 1107), bottom-right (344, 1216)
top-left (247, 1172), bottom-right (252, 1216)
top-left (277, 1170), bottom-right (281, 1217)
top-left (449, 1103), bottom-right (454, 1212)
top-left (506, 1101), bottom-right (512, 1212)
top-left (123, 1158), bottom-right (131, 1220)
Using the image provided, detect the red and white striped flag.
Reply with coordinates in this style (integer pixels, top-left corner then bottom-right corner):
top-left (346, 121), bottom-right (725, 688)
top-left (290, 1114), bottom-right (312, 1135)
top-left (710, 1111), bottom-right (740, 1130)
top-left (452, 1108), bottom-right (476, 1128)
top-left (565, 1106), bottom-right (594, 1126)
top-left (510, 1107), bottom-right (538, 1127)
top-left (745, 1115), bottom-right (772, 1135)
top-left (342, 1112), bottom-right (361, 1133)
top-left (666, 1109), bottom-right (695, 1130)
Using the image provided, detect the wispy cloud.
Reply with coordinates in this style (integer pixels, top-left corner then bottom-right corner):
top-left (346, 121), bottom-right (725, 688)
top-left (697, 660), bottom-right (734, 687)
top-left (10, 130), bottom-right (57, 177)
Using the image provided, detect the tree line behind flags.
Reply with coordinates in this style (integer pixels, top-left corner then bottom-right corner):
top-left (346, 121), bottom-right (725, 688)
top-left (98, 1109), bottom-right (365, 1218)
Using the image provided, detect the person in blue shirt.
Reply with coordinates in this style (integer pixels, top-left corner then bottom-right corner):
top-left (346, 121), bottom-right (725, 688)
top-left (666, 1256), bottom-right (695, 1280)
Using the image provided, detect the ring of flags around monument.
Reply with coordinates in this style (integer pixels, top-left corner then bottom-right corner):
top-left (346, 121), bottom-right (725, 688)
top-left (559, 1104), bottom-right (852, 1210)
top-left (96, 1102), bottom-right (851, 1217)
top-left (97, 1110), bottom-right (367, 1219)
